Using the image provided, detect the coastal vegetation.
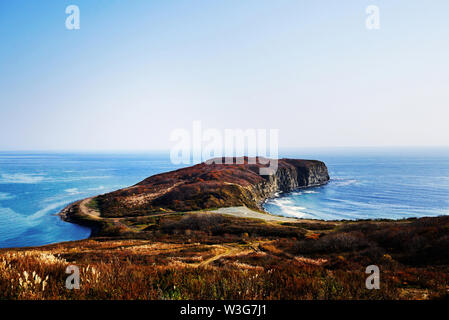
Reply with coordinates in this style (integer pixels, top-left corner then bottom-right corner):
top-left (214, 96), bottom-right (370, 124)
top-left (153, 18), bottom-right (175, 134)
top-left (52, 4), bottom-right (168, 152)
top-left (88, 158), bottom-right (329, 217)
top-left (1, 212), bottom-right (449, 300)
top-left (2, 158), bottom-right (448, 300)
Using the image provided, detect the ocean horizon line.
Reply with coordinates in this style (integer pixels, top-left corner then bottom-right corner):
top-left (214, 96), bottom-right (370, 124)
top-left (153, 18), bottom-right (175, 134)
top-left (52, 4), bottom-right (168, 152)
top-left (1, 145), bottom-right (449, 154)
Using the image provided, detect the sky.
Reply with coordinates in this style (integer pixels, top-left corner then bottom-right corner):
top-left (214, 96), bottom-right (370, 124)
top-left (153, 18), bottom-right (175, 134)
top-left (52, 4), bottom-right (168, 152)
top-left (1, 0), bottom-right (449, 151)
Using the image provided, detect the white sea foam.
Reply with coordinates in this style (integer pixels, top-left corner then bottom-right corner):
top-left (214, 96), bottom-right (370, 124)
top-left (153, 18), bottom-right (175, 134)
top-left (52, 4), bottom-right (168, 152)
top-left (0, 192), bottom-right (15, 200)
top-left (29, 201), bottom-right (68, 220)
top-left (268, 197), bottom-right (308, 218)
top-left (56, 176), bottom-right (111, 182)
top-left (0, 201), bottom-right (66, 242)
top-left (271, 198), bottom-right (295, 206)
top-left (332, 179), bottom-right (358, 186)
top-left (43, 185), bottom-right (108, 203)
top-left (0, 173), bottom-right (46, 184)
top-left (88, 185), bottom-right (105, 191)
top-left (278, 205), bottom-right (307, 219)
top-left (65, 188), bottom-right (80, 195)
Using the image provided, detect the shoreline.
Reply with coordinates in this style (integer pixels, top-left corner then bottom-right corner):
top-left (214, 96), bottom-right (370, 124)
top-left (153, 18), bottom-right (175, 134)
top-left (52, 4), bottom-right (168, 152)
top-left (5, 157), bottom-right (449, 300)
top-left (57, 180), bottom-right (425, 244)
top-left (52, 156), bottom-right (441, 245)
top-left (57, 157), bottom-right (332, 238)
top-left (58, 179), bottom-right (334, 239)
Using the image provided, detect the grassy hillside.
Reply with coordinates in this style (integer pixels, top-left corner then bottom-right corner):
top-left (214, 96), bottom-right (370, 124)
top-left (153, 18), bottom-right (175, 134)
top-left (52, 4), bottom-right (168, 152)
top-left (2, 212), bottom-right (449, 300)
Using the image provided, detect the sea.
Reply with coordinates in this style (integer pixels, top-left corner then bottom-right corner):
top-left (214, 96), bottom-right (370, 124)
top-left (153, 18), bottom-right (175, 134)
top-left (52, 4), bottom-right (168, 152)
top-left (1, 147), bottom-right (448, 248)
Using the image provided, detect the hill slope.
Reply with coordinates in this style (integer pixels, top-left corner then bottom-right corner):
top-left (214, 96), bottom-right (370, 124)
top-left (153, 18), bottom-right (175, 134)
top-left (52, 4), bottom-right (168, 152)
top-left (92, 157), bottom-right (329, 217)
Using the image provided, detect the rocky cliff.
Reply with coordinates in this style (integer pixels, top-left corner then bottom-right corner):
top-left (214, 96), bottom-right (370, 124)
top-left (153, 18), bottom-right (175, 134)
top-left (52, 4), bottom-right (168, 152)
top-left (89, 157), bottom-right (329, 218)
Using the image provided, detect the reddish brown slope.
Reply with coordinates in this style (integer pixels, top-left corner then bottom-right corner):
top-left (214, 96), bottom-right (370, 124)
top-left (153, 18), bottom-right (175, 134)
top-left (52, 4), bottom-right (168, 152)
top-left (93, 157), bottom-right (329, 217)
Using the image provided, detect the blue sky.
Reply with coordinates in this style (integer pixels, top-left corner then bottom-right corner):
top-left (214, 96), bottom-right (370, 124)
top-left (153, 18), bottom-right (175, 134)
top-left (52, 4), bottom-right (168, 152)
top-left (1, 0), bottom-right (449, 150)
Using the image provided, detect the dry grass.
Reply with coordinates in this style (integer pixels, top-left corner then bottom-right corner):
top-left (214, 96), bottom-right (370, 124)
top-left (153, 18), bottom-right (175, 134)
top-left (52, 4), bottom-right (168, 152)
top-left (2, 214), bottom-right (449, 300)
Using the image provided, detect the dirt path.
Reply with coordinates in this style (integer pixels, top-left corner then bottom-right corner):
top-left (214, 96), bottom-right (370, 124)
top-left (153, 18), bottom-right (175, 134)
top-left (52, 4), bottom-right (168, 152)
top-left (197, 245), bottom-right (237, 267)
top-left (74, 198), bottom-right (334, 227)
top-left (79, 197), bottom-right (101, 219)
top-left (195, 241), bottom-right (267, 268)
top-left (77, 197), bottom-right (171, 221)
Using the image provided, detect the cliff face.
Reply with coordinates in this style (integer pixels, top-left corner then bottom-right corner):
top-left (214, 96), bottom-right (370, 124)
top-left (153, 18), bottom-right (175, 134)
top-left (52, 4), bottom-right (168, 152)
top-left (246, 159), bottom-right (329, 207)
top-left (93, 157), bottom-right (329, 217)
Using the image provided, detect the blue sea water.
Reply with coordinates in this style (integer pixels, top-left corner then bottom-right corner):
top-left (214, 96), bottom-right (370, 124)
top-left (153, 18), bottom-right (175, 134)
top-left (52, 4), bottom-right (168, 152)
top-left (265, 148), bottom-right (449, 221)
top-left (0, 148), bottom-right (448, 248)
top-left (0, 152), bottom-right (183, 248)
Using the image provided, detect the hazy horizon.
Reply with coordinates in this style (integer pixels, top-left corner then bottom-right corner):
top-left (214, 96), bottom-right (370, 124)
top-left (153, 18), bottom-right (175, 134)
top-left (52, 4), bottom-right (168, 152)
top-left (1, 0), bottom-right (449, 151)
top-left (1, 146), bottom-right (449, 153)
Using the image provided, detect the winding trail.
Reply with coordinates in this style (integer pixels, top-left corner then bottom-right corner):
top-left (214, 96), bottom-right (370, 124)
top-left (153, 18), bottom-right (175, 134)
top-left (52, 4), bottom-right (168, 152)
top-left (197, 244), bottom-right (243, 268)
top-left (79, 198), bottom-right (101, 219)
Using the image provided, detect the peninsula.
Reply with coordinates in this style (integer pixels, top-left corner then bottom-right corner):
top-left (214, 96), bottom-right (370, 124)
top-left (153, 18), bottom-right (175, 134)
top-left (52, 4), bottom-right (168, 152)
top-left (1, 157), bottom-right (449, 300)
top-left (60, 157), bottom-right (329, 235)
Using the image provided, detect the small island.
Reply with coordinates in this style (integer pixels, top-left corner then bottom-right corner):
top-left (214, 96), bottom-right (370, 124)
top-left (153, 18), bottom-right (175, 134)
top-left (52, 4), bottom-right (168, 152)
top-left (1, 157), bottom-right (449, 300)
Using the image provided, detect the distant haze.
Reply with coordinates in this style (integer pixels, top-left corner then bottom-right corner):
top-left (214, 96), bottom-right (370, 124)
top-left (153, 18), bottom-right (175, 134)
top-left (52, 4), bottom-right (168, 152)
top-left (1, 1), bottom-right (449, 151)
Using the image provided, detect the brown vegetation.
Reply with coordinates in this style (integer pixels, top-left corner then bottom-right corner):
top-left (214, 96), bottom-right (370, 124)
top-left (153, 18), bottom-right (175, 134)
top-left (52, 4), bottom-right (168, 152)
top-left (2, 213), bottom-right (449, 300)
top-left (88, 157), bottom-right (329, 217)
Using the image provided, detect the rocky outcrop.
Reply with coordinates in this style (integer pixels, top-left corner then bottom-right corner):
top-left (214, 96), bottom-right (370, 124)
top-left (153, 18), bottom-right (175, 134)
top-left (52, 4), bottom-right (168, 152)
top-left (251, 158), bottom-right (329, 205)
top-left (87, 157), bottom-right (329, 218)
